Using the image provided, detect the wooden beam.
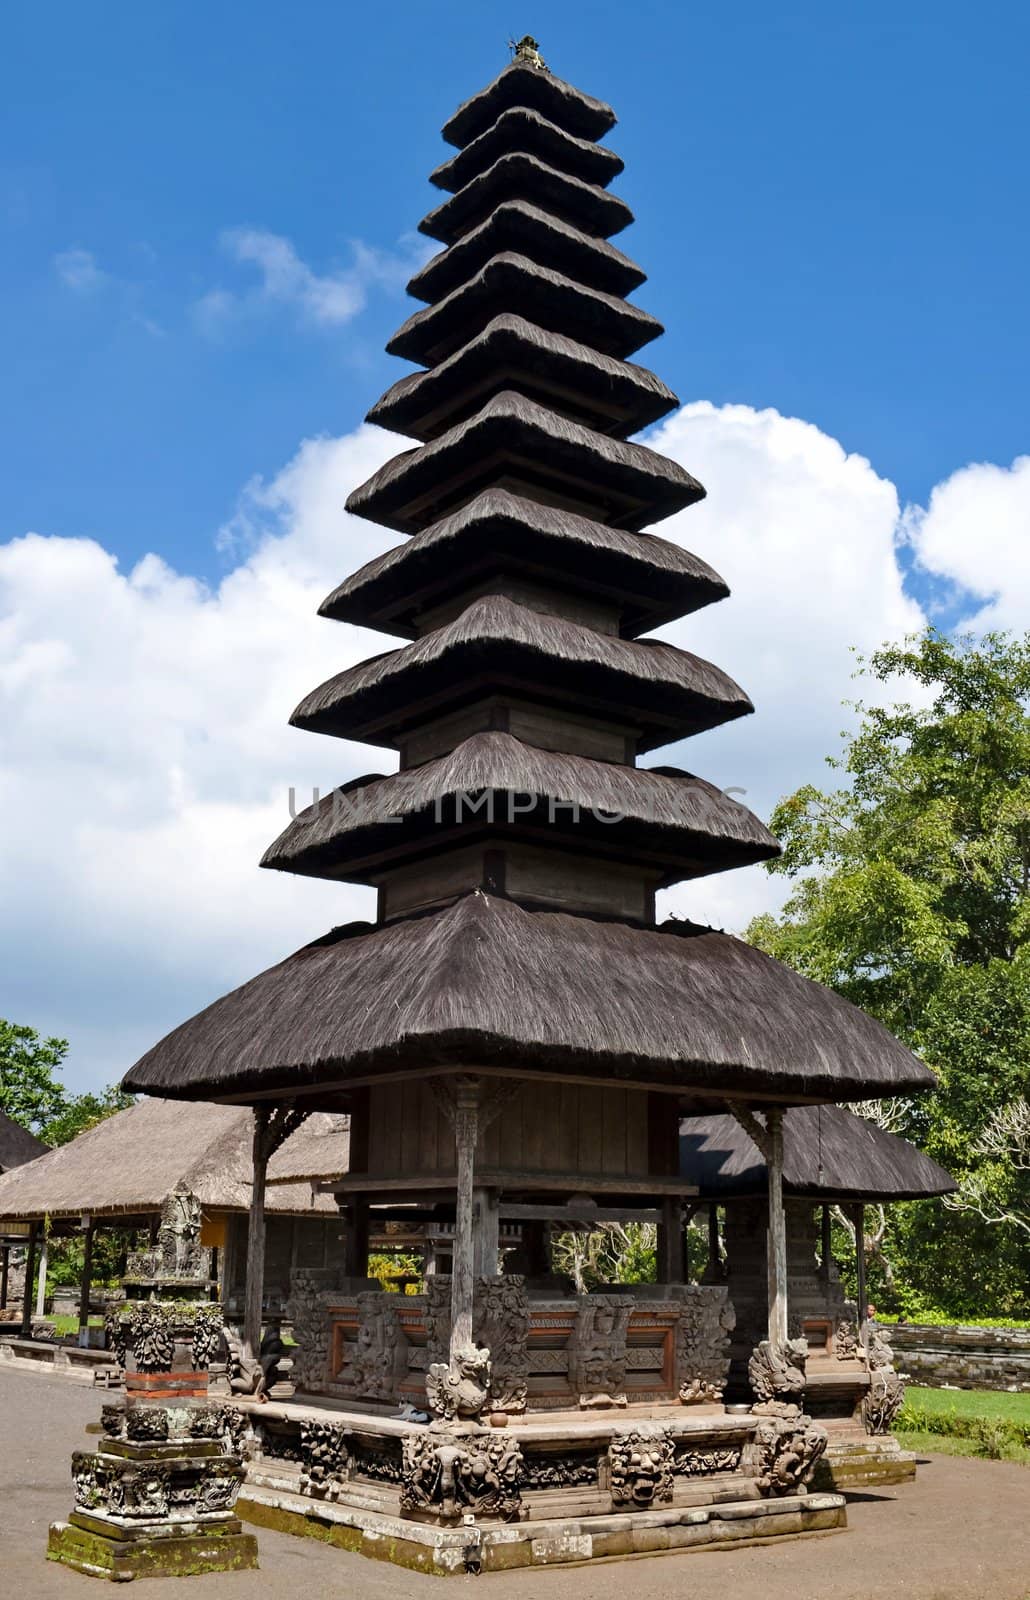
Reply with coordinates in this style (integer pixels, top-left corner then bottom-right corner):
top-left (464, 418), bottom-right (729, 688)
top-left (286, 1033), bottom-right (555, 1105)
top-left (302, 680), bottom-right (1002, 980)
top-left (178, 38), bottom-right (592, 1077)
top-left (766, 1108), bottom-right (788, 1347)
top-left (19, 1222), bottom-right (38, 1338)
top-left (342, 1199), bottom-right (370, 1279)
top-left (657, 1195), bottom-right (684, 1284)
top-left (707, 1204), bottom-right (721, 1275)
top-left (316, 1170), bottom-right (698, 1197)
top-left (728, 1103), bottom-right (772, 1160)
top-left (473, 1189), bottom-right (499, 1277)
top-left (499, 1203), bottom-right (663, 1224)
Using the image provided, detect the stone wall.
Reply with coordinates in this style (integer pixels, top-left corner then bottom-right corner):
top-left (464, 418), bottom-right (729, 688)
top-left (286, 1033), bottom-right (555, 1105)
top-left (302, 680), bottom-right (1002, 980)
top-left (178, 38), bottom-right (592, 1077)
top-left (888, 1323), bottom-right (1030, 1392)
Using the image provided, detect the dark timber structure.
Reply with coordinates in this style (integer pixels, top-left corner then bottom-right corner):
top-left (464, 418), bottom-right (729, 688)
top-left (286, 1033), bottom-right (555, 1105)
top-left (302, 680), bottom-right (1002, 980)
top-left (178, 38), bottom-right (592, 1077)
top-left (121, 43), bottom-right (941, 1571)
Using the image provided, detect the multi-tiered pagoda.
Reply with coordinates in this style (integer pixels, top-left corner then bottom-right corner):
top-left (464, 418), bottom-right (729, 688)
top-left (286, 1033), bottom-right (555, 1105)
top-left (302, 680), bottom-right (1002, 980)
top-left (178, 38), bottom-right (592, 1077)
top-left (123, 43), bottom-right (938, 1572)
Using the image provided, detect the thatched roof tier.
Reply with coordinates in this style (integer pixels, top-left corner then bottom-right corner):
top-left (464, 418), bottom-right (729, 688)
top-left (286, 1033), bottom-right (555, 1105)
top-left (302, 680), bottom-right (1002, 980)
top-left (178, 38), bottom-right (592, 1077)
top-left (368, 315), bottom-right (677, 442)
top-left (290, 595), bottom-right (751, 752)
top-left (319, 490), bottom-right (728, 641)
top-left (0, 1098), bottom-right (340, 1223)
top-left (121, 893), bottom-right (936, 1105)
top-left (346, 392), bottom-right (702, 536)
top-left (389, 253), bottom-right (661, 367)
top-left (442, 60), bottom-right (616, 149)
top-left (679, 1107), bottom-right (956, 1203)
top-left (260, 731), bottom-right (779, 884)
top-left (420, 152), bottom-right (633, 247)
top-left (431, 107), bottom-right (624, 194)
top-left (0, 1110), bottom-right (48, 1173)
top-left (409, 203), bottom-right (646, 304)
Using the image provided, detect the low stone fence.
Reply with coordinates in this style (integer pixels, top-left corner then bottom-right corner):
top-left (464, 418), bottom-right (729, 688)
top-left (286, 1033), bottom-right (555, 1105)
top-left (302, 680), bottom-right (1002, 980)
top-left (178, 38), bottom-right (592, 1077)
top-left (888, 1323), bottom-right (1030, 1392)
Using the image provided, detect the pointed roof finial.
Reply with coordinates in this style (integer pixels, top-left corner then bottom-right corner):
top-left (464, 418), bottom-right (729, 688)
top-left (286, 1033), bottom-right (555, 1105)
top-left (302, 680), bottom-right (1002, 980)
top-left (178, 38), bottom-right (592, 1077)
top-left (508, 34), bottom-right (547, 71)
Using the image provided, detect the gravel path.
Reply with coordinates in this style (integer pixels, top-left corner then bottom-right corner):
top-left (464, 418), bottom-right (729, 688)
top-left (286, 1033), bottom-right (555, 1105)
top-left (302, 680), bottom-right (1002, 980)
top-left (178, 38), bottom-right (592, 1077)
top-left (3, 1365), bottom-right (1027, 1598)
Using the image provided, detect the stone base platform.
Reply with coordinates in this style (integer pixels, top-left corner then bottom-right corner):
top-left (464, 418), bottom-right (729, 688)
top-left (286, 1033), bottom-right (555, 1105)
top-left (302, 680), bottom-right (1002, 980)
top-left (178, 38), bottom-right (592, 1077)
top-left (238, 1483), bottom-right (845, 1574)
top-left (47, 1516), bottom-right (259, 1582)
top-left (817, 1430), bottom-right (916, 1490)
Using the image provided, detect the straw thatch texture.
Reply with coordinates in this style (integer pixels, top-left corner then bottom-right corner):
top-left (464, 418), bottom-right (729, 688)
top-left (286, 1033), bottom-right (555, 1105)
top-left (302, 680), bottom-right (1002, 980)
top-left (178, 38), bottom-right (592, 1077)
top-left (122, 894), bottom-right (937, 1105)
top-left (0, 1099), bottom-right (339, 1222)
top-left (291, 594), bottom-right (751, 751)
top-left (420, 151), bottom-right (633, 246)
top-left (346, 391), bottom-right (702, 536)
top-left (390, 253), bottom-right (661, 367)
top-left (679, 1107), bottom-right (956, 1202)
top-left (409, 201), bottom-right (645, 304)
top-left (431, 106), bottom-right (624, 194)
top-left (0, 1110), bottom-right (48, 1173)
top-left (261, 730), bottom-right (779, 881)
top-left (442, 60), bottom-right (616, 149)
top-left (368, 314), bottom-right (677, 442)
top-left (319, 489), bottom-right (728, 640)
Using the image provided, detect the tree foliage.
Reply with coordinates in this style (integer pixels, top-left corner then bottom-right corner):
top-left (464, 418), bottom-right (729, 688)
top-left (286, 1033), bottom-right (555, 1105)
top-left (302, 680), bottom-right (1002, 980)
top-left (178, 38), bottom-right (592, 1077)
top-left (748, 630), bottom-right (1030, 1318)
top-left (0, 1016), bottom-right (132, 1147)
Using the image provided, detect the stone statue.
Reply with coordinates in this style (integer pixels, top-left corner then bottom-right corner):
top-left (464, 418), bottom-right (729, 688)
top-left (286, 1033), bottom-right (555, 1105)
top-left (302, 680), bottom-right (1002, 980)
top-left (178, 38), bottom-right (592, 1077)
top-left (400, 1430), bottom-right (523, 1522)
top-left (749, 1336), bottom-right (809, 1402)
top-left (125, 1185), bottom-right (209, 1284)
top-left (749, 1402), bottom-right (828, 1495)
top-left (569, 1295), bottom-right (632, 1408)
top-left (862, 1326), bottom-right (905, 1433)
top-left (509, 35), bottom-right (547, 70)
top-left (425, 1343), bottom-right (492, 1423)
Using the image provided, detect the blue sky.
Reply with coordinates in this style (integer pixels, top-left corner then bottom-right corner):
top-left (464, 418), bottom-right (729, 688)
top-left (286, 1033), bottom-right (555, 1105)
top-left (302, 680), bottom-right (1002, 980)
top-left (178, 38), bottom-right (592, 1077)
top-left (4, 2), bottom-right (1027, 586)
top-left (2, 2), bottom-right (1028, 1093)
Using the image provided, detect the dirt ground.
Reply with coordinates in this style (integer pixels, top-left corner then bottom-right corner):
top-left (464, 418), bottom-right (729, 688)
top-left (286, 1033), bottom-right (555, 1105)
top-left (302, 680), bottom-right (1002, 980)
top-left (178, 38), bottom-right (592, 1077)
top-left (3, 1364), bottom-right (1028, 1599)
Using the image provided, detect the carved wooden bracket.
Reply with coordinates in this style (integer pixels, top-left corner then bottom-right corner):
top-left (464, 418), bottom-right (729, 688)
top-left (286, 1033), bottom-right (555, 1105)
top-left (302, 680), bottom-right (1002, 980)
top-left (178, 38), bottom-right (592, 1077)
top-left (727, 1104), bottom-right (773, 1161)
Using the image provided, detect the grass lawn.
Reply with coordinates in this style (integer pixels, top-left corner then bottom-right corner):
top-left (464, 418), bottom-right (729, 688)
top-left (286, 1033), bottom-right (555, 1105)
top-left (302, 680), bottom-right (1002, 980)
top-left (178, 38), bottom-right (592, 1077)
top-left (904, 1386), bottom-right (1030, 1425)
top-left (48, 1314), bottom-right (103, 1336)
top-left (897, 1385), bottom-right (1030, 1466)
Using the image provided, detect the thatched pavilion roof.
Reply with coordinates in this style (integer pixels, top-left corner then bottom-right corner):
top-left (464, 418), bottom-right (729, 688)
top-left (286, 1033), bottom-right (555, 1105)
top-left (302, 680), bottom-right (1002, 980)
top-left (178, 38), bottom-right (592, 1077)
top-left (0, 1110), bottom-right (48, 1174)
top-left (679, 1107), bottom-right (956, 1203)
top-left (122, 894), bottom-right (936, 1107)
top-left (0, 1098), bottom-right (338, 1223)
top-left (431, 107), bottom-right (624, 194)
top-left (441, 59), bottom-right (616, 148)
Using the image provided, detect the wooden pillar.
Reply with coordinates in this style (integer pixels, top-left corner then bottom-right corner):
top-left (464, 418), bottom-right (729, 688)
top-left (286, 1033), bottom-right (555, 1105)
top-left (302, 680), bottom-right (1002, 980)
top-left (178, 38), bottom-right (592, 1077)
top-left (35, 1234), bottom-right (49, 1319)
top-left (78, 1217), bottom-right (95, 1344)
top-left (820, 1202), bottom-right (833, 1281)
top-left (450, 1079), bottom-right (479, 1357)
top-left (20, 1222), bottom-right (38, 1337)
top-left (657, 1196), bottom-right (683, 1284)
top-left (473, 1189), bottom-right (499, 1278)
top-left (343, 1199), bottom-right (370, 1280)
top-left (244, 1108), bottom-right (269, 1359)
top-left (0, 1244), bottom-right (8, 1309)
top-left (852, 1201), bottom-right (868, 1355)
top-left (766, 1108), bottom-right (788, 1347)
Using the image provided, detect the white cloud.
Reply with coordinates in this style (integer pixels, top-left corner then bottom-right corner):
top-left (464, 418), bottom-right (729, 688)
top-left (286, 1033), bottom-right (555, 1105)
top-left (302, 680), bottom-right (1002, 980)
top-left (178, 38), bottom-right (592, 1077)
top-left (195, 229), bottom-right (428, 335)
top-left (54, 247), bottom-right (108, 294)
top-left (903, 453), bottom-right (1030, 631)
top-left (2, 401), bottom-right (1019, 1095)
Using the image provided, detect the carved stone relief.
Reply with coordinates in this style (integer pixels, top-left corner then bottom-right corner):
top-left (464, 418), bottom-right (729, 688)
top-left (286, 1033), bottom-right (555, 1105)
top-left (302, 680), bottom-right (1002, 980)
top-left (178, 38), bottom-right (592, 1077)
top-left (351, 1292), bottom-right (406, 1400)
top-left (426, 1343), bottom-right (492, 1422)
top-left (569, 1295), bottom-right (632, 1408)
top-left (125, 1185), bottom-right (210, 1282)
top-left (606, 1425), bottom-right (674, 1509)
top-left (400, 1430), bottom-right (523, 1522)
top-left (672, 1285), bottom-right (735, 1404)
top-left (749, 1402), bottom-right (828, 1495)
top-left (299, 1419), bottom-right (350, 1494)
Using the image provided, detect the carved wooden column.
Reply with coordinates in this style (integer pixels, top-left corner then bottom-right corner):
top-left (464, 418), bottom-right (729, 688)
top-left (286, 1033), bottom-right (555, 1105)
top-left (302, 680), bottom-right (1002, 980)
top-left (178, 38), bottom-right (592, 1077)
top-left (766, 1109), bottom-right (788, 1347)
top-left (244, 1102), bottom-right (310, 1358)
top-left (77, 1215), bottom-right (95, 1344)
top-left (707, 1204), bottom-right (721, 1277)
top-left (451, 1078), bottom-right (479, 1355)
top-left (852, 1201), bottom-right (868, 1355)
top-left (19, 1221), bottom-right (37, 1337)
top-left (35, 1232), bottom-right (49, 1318)
top-left (0, 1244), bottom-right (8, 1310)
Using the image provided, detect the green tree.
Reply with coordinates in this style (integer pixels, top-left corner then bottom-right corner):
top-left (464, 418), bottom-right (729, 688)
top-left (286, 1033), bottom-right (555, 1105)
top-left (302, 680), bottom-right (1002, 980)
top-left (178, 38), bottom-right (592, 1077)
top-left (748, 629), bottom-right (1030, 1318)
top-left (0, 1018), bottom-right (69, 1132)
top-left (42, 1085), bottom-right (136, 1147)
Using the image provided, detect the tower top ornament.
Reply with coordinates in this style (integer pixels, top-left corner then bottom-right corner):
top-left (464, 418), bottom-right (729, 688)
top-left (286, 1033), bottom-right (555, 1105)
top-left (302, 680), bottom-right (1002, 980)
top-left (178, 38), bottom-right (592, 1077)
top-left (509, 35), bottom-right (547, 70)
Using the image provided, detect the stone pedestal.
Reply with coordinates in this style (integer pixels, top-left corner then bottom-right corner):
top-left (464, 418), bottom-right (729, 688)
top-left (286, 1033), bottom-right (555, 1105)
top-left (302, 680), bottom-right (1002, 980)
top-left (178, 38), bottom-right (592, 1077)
top-left (47, 1299), bottom-right (258, 1581)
